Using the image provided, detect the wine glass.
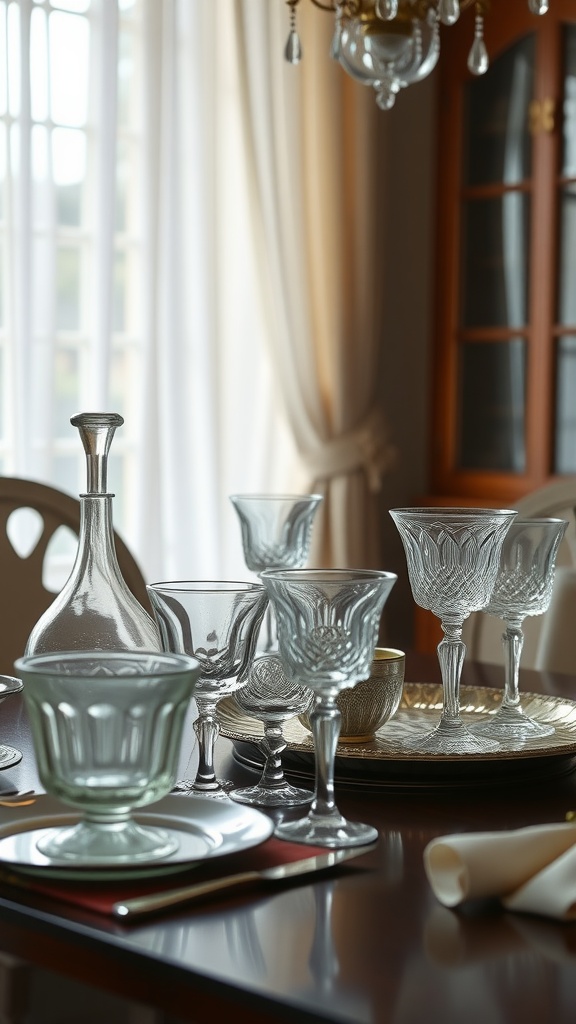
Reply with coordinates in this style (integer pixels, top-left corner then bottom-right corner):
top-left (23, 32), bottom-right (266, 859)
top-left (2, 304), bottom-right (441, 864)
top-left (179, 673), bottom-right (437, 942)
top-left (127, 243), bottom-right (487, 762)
top-left (260, 568), bottom-right (397, 847)
top-left (147, 581), bottom-right (268, 798)
top-left (14, 650), bottom-right (200, 864)
top-left (229, 493), bottom-right (323, 652)
top-left (230, 653), bottom-right (314, 808)
top-left (470, 516), bottom-right (568, 742)
top-left (389, 507), bottom-right (517, 755)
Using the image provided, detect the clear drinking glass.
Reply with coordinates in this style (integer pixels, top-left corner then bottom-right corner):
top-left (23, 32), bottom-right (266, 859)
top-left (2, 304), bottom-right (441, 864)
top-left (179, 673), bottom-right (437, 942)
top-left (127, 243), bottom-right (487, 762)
top-left (390, 507), bottom-right (517, 755)
top-left (229, 493), bottom-right (323, 652)
top-left (230, 654), bottom-right (314, 808)
top-left (470, 516), bottom-right (568, 741)
top-left (147, 581), bottom-right (268, 798)
top-left (14, 650), bottom-right (200, 864)
top-left (260, 568), bottom-right (397, 847)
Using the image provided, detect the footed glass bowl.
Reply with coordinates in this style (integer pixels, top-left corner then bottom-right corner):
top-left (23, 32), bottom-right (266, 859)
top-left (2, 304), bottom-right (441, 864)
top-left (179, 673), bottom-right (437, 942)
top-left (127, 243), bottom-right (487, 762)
top-left (14, 650), bottom-right (200, 865)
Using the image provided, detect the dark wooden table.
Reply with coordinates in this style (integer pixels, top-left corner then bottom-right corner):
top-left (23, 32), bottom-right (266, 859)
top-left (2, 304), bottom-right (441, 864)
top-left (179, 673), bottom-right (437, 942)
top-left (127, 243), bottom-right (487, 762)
top-left (1, 652), bottom-right (576, 1023)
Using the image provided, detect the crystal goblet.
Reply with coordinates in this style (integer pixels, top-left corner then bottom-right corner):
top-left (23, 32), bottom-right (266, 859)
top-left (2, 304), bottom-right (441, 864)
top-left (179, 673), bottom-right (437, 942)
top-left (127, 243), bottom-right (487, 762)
top-left (230, 654), bottom-right (314, 808)
top-left (261, 568), bottom-right (397, 847)
top-left (229, 493), bottom-right (323, 652)
top-left (147, 581), bottom-right (268, 798)
top-left (14, 650), bottom-right (200, 864)
top-left (470, 516), bottom-right (568, 742)
top-left (390, 507), bottom-right (517, 755)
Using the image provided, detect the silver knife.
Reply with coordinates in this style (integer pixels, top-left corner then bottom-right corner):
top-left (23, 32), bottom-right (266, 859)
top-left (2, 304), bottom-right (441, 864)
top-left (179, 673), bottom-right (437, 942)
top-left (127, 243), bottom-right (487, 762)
top-left (112, 841), bottom-right (379, 920)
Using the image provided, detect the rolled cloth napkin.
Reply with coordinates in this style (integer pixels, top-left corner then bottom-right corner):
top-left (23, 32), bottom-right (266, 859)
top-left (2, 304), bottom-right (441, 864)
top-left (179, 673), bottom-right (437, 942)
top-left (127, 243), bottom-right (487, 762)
top-left (423, 822), bottom-right (576, 921)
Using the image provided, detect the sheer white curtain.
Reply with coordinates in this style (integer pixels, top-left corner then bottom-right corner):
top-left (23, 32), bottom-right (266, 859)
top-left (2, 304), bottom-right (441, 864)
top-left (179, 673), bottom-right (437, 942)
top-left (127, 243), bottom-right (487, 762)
top-left (236, 1), bottom-right (395, 569)
top-left (1, 0), bottom-right (298, 586)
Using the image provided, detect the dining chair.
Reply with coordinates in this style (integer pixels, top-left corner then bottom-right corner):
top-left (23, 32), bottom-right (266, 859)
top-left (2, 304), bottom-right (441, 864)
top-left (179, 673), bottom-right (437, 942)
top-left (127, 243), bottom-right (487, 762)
top-left (462, 480), bottom-right (576, 674)
top-left (0, 476), bottom-right (150, 676)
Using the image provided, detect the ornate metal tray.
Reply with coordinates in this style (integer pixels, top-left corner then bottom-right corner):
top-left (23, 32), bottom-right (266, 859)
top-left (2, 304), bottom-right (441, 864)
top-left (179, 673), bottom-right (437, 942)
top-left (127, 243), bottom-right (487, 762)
top-left (218, 683), bottom-right (576, 788)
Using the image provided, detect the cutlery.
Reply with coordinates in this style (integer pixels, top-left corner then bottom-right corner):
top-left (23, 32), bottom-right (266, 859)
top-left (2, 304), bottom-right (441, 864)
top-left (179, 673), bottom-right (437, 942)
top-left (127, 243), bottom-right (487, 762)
top-left (112, 841), bottom-right (379, 919)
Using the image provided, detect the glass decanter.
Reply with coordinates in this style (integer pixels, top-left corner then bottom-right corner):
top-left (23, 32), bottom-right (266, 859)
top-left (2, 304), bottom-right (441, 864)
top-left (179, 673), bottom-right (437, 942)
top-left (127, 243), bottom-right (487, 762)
top-left (25, 413), bottom-right (160, 653)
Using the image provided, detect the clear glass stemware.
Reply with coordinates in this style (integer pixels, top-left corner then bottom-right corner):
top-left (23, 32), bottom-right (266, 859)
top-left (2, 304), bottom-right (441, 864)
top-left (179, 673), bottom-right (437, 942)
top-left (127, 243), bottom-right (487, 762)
top-left (230, 654), bottom-right (314, 808)
top-left (147, 581), bottom-right (268, 798)
top-left (260, 568), bottom-right (397, 848)
top-left (390, 507), bottom-right (517, 755)
top-left (229, 493), bottom-right (323, 652)
top-left (470, 516), bottom-right (568, 742)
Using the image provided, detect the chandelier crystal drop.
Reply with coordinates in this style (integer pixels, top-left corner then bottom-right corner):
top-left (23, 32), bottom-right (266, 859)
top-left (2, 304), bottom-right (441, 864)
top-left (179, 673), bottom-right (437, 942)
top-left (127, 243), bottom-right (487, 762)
top-left (283, 1), bottom-right (551, 109)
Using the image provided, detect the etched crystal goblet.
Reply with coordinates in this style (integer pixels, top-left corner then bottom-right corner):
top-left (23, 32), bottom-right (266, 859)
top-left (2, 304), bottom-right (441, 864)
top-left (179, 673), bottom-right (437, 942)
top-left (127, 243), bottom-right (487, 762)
top-left (470, 516), bottom-right (568, 742)
top-left (389, 507), bottom-right (517, 755)
top-left (230, 654), bottom-right (314, 808)
top-left (147, 581), bottom-right (268, 798)
top-left (261, 568), bottom-right (397, 847)
top-left (229, 493), bottom-right (323, 652)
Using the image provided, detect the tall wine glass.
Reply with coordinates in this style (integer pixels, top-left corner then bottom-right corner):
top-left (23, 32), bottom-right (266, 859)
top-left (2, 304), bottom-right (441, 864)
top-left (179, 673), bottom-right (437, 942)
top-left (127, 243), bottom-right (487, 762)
top-left (261, 568), bottom-right (397, 847)
top-left (390, 507), bottom-right (517, 755)
top-left (229, 493), bottom-right (323, 652)
top-left (470, 516), bottom-right (568, 742)
top-left (147, 581), bottom-right (268, 798)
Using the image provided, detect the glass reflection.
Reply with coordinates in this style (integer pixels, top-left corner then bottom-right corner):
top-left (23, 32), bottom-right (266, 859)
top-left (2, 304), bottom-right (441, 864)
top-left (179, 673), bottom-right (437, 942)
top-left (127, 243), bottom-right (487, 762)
top-left (464, 35), bottom-right (534, 188)
top-left (555, 336), bottom-right (576, 473)
top-left (458, 340), bottom-right (526, 472)
top-left (461, 195), bottom-right (530, 329)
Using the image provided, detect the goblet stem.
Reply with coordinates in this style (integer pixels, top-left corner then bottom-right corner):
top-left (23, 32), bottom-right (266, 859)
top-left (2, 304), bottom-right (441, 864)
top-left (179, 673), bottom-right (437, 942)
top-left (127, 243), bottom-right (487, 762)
top-left (274, 695), bottom-right (378, 847)
top-left (173, 694), bottom-right (232, 796)
top-left (471, 616), bottom-right (555, 739)
top-left (260, 724), bottom-right (288, 788)
top-left (193, 696), bottom-right (221, 790)
top-left (310, 697), bottom-right (340, 819)
top-left (502, 619), bottom-right (523, 710)
top-left (437, 623), bottom-right (465, 727)
top-left (403, 617), bottom-right (500, 753)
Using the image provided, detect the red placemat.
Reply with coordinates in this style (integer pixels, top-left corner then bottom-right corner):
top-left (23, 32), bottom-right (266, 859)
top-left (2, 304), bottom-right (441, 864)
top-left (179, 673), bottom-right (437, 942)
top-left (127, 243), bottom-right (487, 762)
top-left (0, 837), bottom-right (330, 917)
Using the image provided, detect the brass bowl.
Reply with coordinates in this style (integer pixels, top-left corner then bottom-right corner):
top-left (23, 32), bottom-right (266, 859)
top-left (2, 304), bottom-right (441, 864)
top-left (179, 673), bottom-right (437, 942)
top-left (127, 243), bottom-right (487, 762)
top-left (298, 647), bottom-right (405, 743)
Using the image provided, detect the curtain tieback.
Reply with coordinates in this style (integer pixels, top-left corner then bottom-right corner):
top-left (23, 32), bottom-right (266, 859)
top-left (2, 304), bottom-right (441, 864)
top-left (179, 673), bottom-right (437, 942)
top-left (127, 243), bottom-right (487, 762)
top-left (302, 409), bottom-right (396, 493)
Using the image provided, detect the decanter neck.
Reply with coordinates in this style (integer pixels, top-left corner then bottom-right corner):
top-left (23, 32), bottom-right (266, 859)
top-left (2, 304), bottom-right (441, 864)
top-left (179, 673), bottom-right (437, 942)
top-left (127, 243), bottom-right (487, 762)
top-left (71, 412), bottom-right (124, 494)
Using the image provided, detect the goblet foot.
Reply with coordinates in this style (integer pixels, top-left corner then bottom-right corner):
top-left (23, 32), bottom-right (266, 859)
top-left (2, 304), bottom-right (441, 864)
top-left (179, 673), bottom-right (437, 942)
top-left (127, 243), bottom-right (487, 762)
top-left (274, 810), bottom-right (378, 848)
top-left (231, 780), bottom-right (313, 808)
top-left (400, 718), bottom-right (501, 755)
top-left (172, 777), bottom-right (233, 799)
top-left (36, 819), bottom-right (179, 864)
top-left (470, 705), bottom-right (555, 742)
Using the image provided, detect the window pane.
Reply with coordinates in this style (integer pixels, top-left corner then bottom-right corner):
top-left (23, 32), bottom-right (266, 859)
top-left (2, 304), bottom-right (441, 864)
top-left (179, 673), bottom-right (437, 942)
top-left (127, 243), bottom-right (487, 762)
top-left (463, 35), bottom-right (535, 187)
top-left (7, 1), bottom-right (20, 118)
top-left (30, 5), bottom-right (49, 123)
top-left (0, 3), bottom-right (7, 117)
top-left (53, 127), bottom-right (86, 226)
top-left (54, 347), bottom-right (81, 434)
top-left (555, 336), bottom-right (576, 473)
top-left (461, 194), bottom-right (530, 328)
top-left (458, 340), bottom-right (526, 472)
top-left (113, 250), bottom-right (126, 331)
top-left (557, 185), bottom-right (576, 324)
top-left (52, 1), bottom-right (91, 12)
top-left (562, 26), bottom-right (576, 176)
top-left (0, 123), bottom-right (5, 221)
top-left (56, 247), bottom-right (81, 329)
top-left (49, 10), bottom-right (89, 126)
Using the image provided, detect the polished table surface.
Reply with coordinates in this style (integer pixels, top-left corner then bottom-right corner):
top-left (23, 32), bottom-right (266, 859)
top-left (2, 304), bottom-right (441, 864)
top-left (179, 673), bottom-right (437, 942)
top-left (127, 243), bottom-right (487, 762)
top-left (2, 651), bottom-right (576, 1023)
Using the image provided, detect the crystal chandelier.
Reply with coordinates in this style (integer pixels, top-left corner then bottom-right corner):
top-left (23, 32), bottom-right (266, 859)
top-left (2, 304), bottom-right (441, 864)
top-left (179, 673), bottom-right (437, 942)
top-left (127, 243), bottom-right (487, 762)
top-left (283, 1), bottom-right (551, 110)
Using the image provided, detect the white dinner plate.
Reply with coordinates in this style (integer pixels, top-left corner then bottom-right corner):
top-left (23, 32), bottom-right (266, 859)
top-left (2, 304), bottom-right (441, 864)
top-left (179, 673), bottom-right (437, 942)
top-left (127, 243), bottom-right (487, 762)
top-left (0, 794), bottom-right (274, 881)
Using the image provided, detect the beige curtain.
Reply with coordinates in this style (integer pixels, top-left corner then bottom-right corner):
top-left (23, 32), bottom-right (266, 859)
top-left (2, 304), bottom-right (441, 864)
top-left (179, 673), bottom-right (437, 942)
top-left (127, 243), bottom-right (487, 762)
top-left (235, 1), bottom-right (396, 569)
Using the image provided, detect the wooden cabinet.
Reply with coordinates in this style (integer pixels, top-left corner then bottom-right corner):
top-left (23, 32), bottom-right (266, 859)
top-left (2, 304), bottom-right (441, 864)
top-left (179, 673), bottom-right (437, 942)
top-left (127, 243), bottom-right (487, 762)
top-left (418, 1), bottom-right (576, 652)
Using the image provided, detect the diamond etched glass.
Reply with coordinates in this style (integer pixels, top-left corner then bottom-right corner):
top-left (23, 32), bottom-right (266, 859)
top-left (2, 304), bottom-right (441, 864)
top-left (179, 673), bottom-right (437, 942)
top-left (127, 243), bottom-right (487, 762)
top-left (261, 568), bottom-right (396, 847)
top-left (390, 507), bottom-right (517, 755)
top-left (471, 516), bottom-right (568, 741)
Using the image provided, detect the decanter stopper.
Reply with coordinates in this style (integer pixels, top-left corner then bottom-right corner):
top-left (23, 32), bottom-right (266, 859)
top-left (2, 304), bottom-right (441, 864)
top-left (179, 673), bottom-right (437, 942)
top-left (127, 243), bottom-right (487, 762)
top-left (25, 412), bottom-right (160, 654)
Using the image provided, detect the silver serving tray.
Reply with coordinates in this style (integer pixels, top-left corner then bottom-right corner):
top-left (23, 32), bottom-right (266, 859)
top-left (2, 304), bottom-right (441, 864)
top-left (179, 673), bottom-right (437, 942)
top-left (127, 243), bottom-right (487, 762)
top-left (218, 683), bottom-right (576, 788)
